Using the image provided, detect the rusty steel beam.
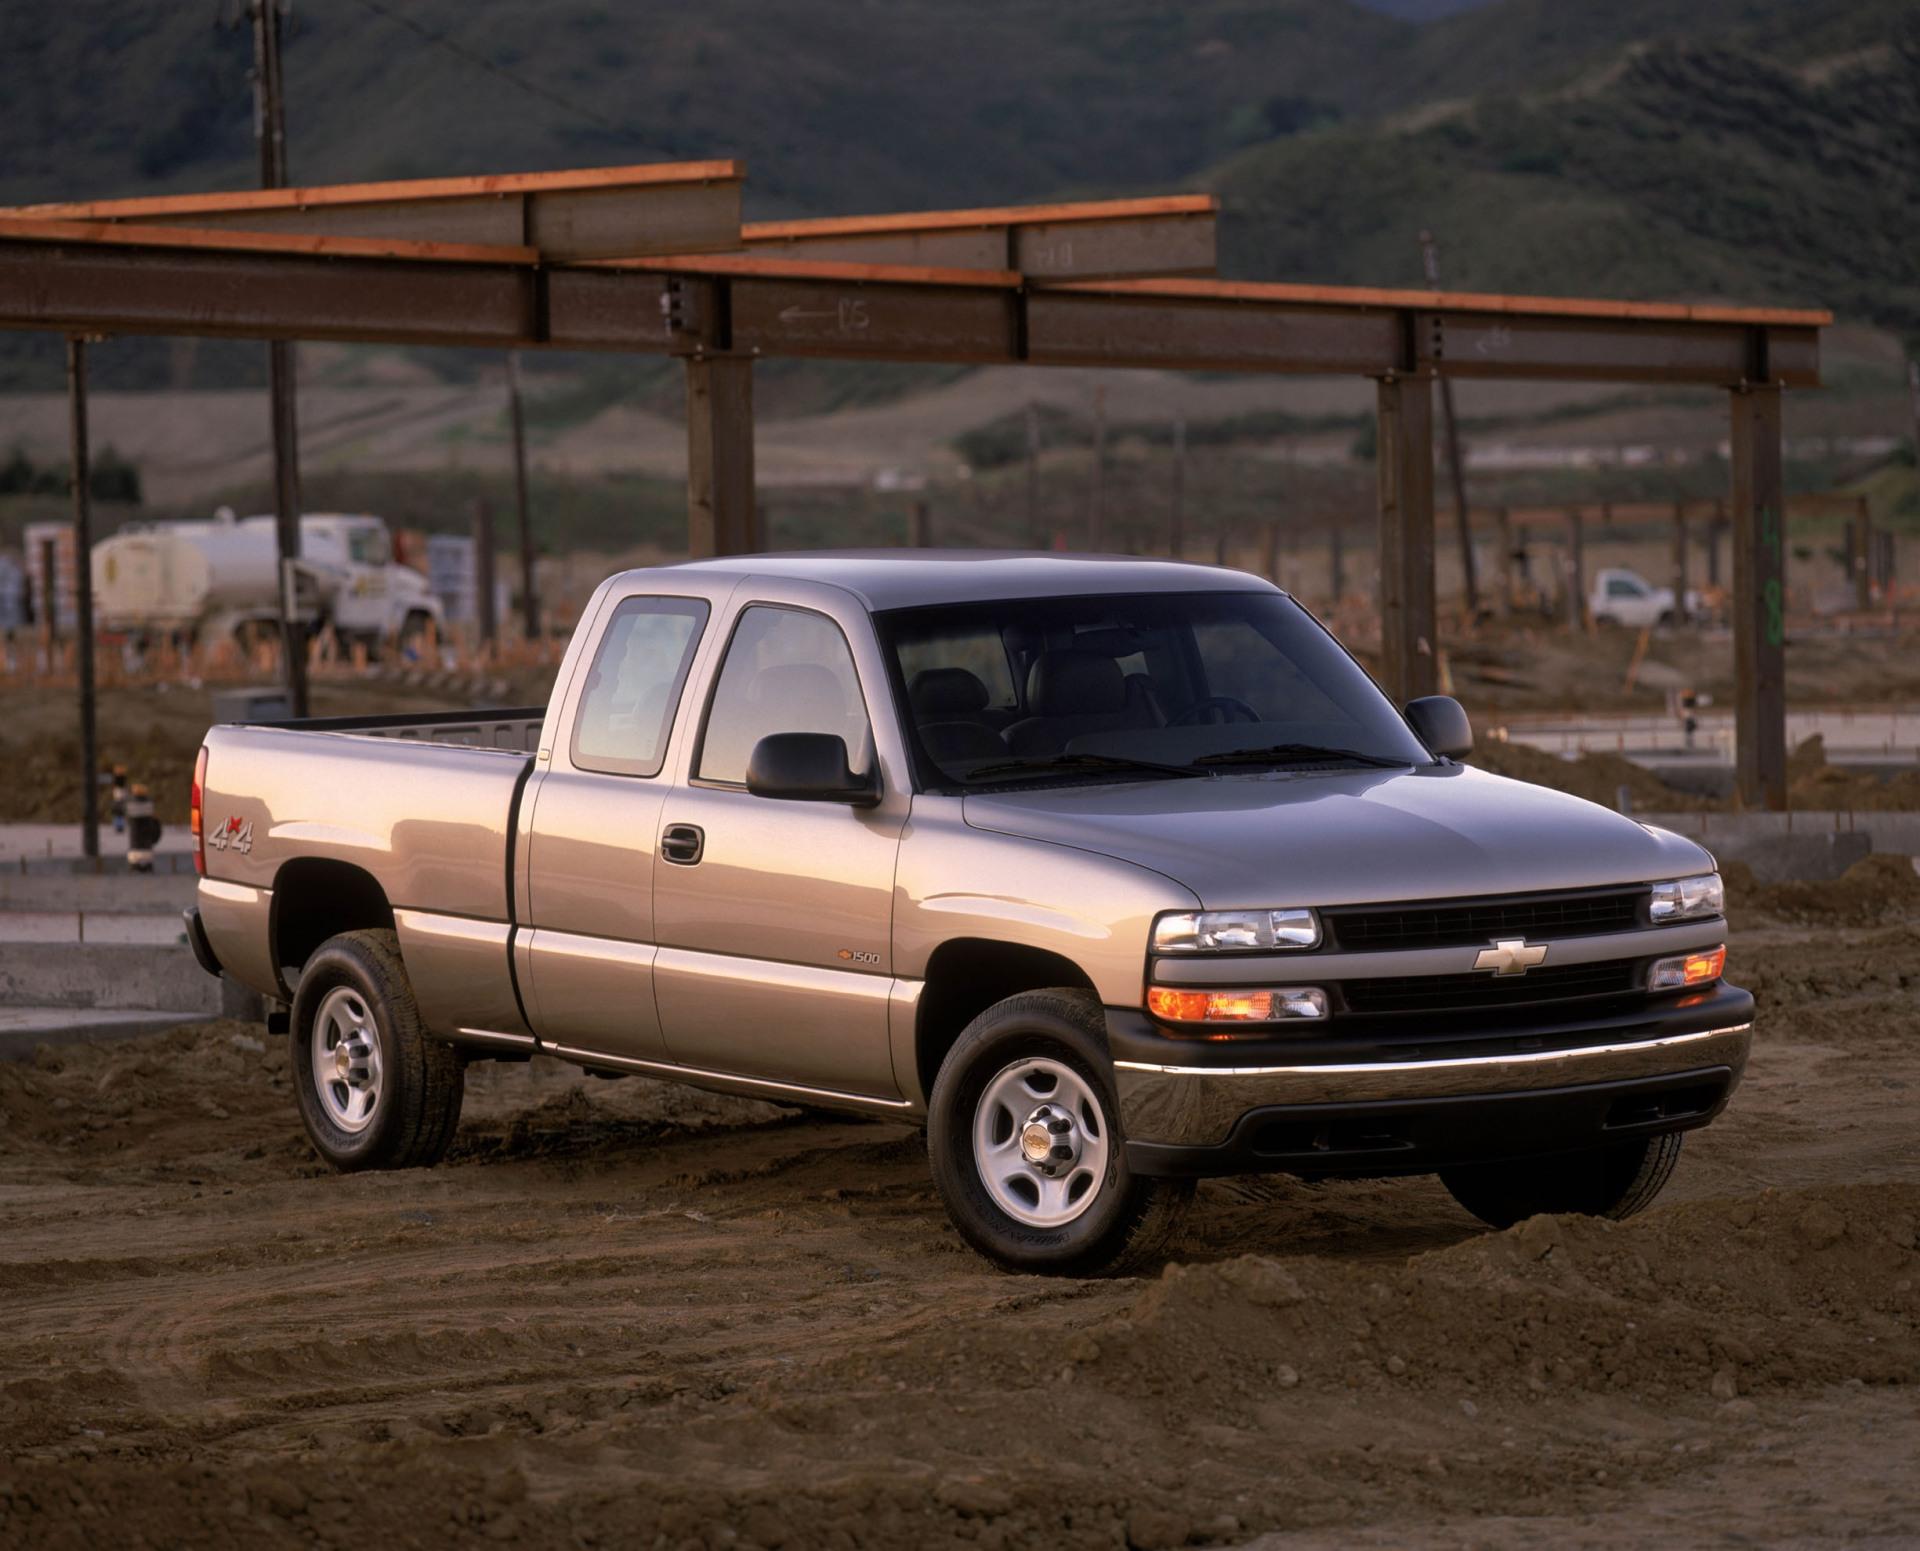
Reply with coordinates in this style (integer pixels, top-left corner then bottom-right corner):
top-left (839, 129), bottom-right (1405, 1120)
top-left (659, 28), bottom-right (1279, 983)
top-left (0, 224), bottom-right (1830, 388)
top-left (740, 195), bottom-right (1217, 280)
top-left (1027, 291), bottom-right (1398, 373)
top-left (0, 228), bottom-right (537, 346)
top-left (731, 274), bottom-right (1018, 362)
top-left (3, 161), bottom-right (745, 262)
top-left (1419, 312), bottom-right (1820, 389)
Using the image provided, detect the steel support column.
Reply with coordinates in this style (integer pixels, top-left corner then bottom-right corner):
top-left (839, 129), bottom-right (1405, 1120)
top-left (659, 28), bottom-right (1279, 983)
top-left (66, 338), bottom-right (98, 863)
top-left (1852, 496), bottom-right (1873, 611)
top-left (1730, 383), bottom-right (1787, 809)
top-left (685, 355), bottom-right (759, 557)
top-left (1671, 500), bottom-right (1690, 626)
top-left (1375, 374), bottom-right (1437, 703)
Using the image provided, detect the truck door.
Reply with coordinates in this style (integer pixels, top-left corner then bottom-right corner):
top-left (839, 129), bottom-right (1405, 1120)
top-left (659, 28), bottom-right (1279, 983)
top-left (651, 599), bottom-right (905, 1099)
top-left (520, 592), bottom-right (712, 1062)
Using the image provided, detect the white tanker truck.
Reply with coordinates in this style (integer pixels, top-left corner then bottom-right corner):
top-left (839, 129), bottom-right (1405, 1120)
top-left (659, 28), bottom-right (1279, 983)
top-left (92, 511), bottom-right (443, 652)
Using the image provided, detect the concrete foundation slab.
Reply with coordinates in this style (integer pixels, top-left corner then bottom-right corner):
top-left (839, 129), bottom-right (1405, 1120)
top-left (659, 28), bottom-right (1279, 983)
top-left (0, 1007), bottom-right (208, 1061)
top-left (0, 942), bottom-right (222, 1014)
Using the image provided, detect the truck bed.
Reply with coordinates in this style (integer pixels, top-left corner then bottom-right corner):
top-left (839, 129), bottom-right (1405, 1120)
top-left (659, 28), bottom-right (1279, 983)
top-left (195, 713), bottom-right (542, 1010)
top-left (254, 706), bottom-right (547, 752)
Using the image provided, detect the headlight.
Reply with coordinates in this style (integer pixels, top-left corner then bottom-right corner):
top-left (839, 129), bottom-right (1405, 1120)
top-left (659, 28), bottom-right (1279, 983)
top-left (1649, 872), bottom-right (1724, 922)
top-left (1147, 986), bottom-right (1328, 1025)
top-left (1152, 908), bottom-right (1320, 952)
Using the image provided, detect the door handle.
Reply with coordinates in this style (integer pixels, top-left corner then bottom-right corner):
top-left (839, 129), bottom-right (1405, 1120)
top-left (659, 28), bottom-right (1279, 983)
top-left (661, 823), bottom-right (704, 866)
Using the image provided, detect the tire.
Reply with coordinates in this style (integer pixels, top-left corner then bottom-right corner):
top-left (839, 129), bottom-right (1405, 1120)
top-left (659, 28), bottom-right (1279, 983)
top-left (290, 929), bottom-right (464, 1172)
top-left (927, 988), bottom-right (1192, 1276)
top-left (1439, 1132), bottom-right (1684, 1230)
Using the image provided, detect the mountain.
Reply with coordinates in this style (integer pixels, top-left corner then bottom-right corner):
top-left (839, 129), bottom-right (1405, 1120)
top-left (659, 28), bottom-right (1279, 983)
top-left (1213, 12), bottom-right (1920, 338)
top-left (0, 0), bottom-right (1408, 214)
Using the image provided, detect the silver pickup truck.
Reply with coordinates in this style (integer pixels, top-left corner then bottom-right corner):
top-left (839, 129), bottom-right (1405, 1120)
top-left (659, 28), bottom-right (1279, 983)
top-left (188, 553), bottom-right (1751, 1274)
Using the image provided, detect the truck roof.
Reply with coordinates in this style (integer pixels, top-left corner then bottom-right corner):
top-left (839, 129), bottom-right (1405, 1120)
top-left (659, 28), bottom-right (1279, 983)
top-left (636, 550), bottom-right (1280, 611)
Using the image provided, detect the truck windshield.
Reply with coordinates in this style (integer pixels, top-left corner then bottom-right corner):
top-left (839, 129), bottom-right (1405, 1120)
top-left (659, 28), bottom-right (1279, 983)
top-left (346, 525), bottom-right (391, 566)
top-left (878, 590), bottom-right (1432, 788)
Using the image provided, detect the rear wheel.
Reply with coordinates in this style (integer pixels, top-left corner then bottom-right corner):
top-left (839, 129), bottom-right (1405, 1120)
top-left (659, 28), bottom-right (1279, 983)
top-left (1440, 1132), bottom-right (1683, 1229)
top-left (290, 929), bottom-right (464, 1171)
top-left (928, 988), bottom-right (1191, 1275)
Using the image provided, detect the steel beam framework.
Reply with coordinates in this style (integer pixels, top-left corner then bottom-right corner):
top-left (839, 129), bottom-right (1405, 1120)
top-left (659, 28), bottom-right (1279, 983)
top-left (0, 182), bottom-right (1830, 810)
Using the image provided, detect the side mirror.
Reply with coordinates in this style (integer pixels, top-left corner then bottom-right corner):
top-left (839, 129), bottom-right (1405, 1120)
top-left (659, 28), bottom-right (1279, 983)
top-left (1404, 694), bottom-right (1473, 760)
top-left (745, 732), bottom-right (880, 807)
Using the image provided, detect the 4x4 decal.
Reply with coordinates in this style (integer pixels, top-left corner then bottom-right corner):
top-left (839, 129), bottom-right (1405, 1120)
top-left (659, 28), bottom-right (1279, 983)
top-left (208, 815), bottom-right (254, 855)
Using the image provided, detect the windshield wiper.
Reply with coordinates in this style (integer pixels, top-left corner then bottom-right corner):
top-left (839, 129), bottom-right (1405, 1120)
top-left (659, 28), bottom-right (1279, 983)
top-left (1190, 742), bottom-right (1411, 770)
top-left (962, 752), bottom-right (1211, 783)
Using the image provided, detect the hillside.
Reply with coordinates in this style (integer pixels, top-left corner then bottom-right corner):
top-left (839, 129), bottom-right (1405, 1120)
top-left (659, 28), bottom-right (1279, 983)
top-left (0, 0), bottom-right (1408, 212)
top-left (1214, 21), bottom-right (1920, 337)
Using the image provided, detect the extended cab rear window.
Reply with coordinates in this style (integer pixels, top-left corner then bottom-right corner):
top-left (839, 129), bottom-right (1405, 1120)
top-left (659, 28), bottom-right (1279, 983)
top-left (570, 596), bottom-right (710, 778)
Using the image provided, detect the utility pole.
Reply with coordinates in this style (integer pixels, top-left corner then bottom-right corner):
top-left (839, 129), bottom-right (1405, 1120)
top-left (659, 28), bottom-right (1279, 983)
top-left (1419, 231), bottom-right (1479, 615)
top-left (67, 339), bottom-right (99, 863)
top-left (249, 0), bottom-right (308, 715)
top-left (506, 351), bottom-right (540, 639)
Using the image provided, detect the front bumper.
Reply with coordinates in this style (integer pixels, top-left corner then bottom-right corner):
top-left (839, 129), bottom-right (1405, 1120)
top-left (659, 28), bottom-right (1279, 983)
top-left (1111, 984), bottom-right (1752, 1178)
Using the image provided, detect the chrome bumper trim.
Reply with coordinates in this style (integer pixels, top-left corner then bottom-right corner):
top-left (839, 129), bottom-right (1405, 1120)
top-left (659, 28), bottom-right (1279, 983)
top-left (1115, 1023), bottom-right (1752, 1150)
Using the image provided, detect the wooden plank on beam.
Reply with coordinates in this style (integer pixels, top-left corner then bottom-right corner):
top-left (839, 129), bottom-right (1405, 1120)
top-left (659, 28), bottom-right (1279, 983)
top-left (1730, 384), bottom-right (1788, 809)
top-left (1376, 375), bottom-right (1438, 704)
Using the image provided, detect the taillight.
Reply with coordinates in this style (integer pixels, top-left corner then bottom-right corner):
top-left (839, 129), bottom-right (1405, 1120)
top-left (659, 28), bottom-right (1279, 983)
top-left (191, 746), bottom-right (208, 875)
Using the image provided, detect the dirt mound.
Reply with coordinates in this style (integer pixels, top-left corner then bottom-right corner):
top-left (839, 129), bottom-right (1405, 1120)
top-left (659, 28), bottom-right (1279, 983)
top-left (1789, 734), bottom-right (1920, 812)
top-left (1724, 852), bottom-right (1920, 925)
top-left (1470, 738), bottom-right (1709, 811)
top-left (1063, 1184), bottom-right (1920, 1412)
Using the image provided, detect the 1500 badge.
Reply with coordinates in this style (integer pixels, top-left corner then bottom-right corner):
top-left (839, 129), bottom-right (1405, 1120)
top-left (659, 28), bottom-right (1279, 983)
top-left (208, 816), bottom-right (254, 854)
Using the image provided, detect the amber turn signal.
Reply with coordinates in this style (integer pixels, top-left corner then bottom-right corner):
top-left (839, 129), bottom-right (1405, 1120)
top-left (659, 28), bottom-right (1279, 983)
top-left (1147, 986), bottom-right (1328, 1024)
top-left (1648, 944), bottom-right (1725, 991)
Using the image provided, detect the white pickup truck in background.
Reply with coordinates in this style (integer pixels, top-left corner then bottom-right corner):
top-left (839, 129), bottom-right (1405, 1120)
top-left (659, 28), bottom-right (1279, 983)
top-left (1588, 566), bottom-right (1706, 629)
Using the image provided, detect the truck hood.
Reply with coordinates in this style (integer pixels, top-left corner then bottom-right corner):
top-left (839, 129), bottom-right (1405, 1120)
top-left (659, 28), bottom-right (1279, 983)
top-left (961, 764), bottom-right (1713, 907)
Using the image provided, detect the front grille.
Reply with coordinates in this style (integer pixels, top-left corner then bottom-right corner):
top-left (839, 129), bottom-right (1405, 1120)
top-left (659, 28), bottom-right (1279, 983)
top-left (1324, 887), bottom-right (1648, 952)
top-left (1339, 959), bottom-right (1642, 1016)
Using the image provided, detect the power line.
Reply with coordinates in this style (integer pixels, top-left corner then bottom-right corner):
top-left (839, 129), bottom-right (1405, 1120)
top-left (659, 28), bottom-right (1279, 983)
top-left (345, 0), bottom-right (622, 132)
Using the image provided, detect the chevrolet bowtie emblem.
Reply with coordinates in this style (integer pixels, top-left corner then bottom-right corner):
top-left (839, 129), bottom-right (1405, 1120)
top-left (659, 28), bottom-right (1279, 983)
top-left (1475, 937), bottom-right (1548, 976)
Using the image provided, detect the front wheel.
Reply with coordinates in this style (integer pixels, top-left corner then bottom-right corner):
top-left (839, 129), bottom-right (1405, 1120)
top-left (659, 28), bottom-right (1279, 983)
top-left (927, 988), bottom-right (1191, 1275)
top-left (1439, 1132), bottom-right (1683, 1229)
top-left (290, 929), bottom-right (465, 1172)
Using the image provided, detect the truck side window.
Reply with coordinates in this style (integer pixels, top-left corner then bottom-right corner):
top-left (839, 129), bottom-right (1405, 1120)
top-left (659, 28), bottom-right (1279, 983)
top-left (697, 605), bottom-right (872, 784)
top-left (570, 596), bottom-right (710, 778)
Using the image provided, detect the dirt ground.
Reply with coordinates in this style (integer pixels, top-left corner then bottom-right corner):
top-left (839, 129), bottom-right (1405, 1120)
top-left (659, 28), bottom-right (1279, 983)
top-left (1, 866), bottom-right (1916, 1549)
